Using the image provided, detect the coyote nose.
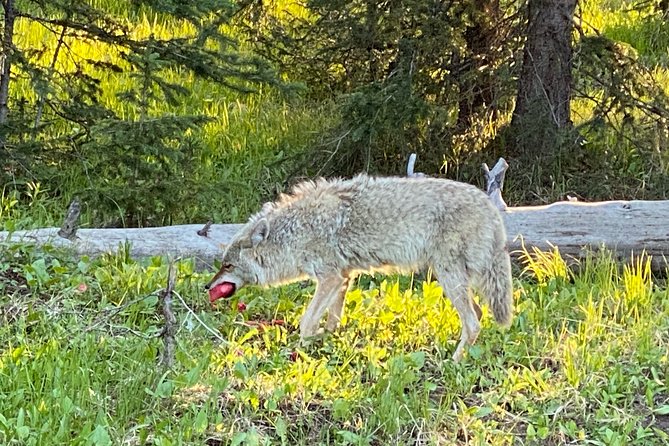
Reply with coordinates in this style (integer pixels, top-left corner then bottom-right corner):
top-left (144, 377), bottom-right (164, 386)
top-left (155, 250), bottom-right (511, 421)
top-left (203, 283), bottom-right (211, 291)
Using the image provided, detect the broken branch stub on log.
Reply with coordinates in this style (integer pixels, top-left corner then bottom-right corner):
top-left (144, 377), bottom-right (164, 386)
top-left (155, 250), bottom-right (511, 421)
top-left (482, 158), bottom-right (509, 211)
top-left (57, 198), bottom-right (81, 241)
top-left (406, 153), bottom-right (427, 178)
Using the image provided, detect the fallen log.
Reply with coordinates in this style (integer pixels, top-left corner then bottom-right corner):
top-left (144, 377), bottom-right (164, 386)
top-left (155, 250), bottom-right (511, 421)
top-left (0, 224), bottom-right (243, 269)
top-left (2, 201), bottom-right (667, 270)
top-left (479, 157), bottom-right (669, 270)
top-left (1, 157), bottom-right (668, 271)
top-left (504, 200), bottom-right (669, 270)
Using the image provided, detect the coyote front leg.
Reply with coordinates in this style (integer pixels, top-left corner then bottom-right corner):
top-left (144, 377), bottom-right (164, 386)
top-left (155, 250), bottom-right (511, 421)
top-left (300, 274), bottom-right (347, 340)
top-left (325, 277), bottom-right (350, 332)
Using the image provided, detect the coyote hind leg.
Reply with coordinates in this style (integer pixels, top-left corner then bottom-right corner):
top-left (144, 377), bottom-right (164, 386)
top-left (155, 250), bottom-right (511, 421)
top-left (434, 267), bottom-right (481, 362)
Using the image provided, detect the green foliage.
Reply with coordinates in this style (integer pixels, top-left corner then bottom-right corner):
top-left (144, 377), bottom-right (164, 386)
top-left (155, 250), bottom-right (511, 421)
top-left (79, 115), bottom-right (210, 226)
top-left (238, 0), bottom-right (669, 203)
top-left (3, 0), bottom-right (669, 223)
top-left (1, 0), bottom-right (287, 226)
top-left (522, 22), bottom-right (669, 204)
top-left (300, 61), bottom-right (429, 177)
top-left (456, 1), bottom-right (669, 205)
top-left (243, 0), bottom-right (522, 177)
top-left (1, 243), bottom-right (668, 444)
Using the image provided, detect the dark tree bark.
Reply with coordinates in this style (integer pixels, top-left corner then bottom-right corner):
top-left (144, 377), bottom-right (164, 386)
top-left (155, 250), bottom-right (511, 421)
top-left (510, 0), bottom-right (576, 157)
top-left (659, 0), bottom-right (668, 14)
top-left (0, 0), bottom-right (16, 127)
top-left (365, 0), bottom-right (379, 83)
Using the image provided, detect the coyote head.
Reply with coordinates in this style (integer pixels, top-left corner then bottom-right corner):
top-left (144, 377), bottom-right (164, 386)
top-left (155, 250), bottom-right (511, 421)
top-left (204, 218), bottom-right (270, 303)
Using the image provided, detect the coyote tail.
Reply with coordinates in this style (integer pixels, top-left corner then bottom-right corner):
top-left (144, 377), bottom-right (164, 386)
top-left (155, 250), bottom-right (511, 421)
top-left (481, 245), bottom-right (513, 326)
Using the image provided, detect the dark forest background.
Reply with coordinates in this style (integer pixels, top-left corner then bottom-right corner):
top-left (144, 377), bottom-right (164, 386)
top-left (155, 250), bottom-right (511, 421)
top-left (2, 0), bottom-right (669, 228)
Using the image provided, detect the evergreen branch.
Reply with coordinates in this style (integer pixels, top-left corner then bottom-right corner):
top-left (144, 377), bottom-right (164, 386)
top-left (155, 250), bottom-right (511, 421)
top-left (33, 20), bottom-right (67, 134)
top-left (15, 12), bottom-right (131, 46)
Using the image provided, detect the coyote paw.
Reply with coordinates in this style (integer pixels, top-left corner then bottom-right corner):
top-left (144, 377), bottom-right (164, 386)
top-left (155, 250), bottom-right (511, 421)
top-left (299, 328), bottom-right (326, 348)
top-left (325, 319), bottom-right (341, 333)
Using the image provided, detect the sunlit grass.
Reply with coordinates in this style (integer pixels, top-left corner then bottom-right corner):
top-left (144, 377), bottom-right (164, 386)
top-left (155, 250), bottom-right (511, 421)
top-left (580, 0), bottom-right (669, 65)
top-left (3, 0), bottom-right (337, 229)
top-left (1, 243), bottom-right (667, 445)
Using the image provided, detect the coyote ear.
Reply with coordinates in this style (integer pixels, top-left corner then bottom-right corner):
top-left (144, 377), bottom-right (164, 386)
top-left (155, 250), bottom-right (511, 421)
top-left (249, 218), bottom-right (269, 247)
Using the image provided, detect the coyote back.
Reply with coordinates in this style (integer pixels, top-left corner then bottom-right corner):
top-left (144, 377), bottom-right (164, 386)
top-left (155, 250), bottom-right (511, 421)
top-left (206, 174), bottom-right (513, 362)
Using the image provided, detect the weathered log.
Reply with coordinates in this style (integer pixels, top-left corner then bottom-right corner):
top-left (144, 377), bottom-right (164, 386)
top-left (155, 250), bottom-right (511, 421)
top-left (2, 200), bottom-right (668, 270)
top-left (481, 156), bottom-right (668, 270)
top-left (2, 155), bottom-right (668, 271)
top-left (504, 200), bottom-right (669, 271)
top-left (0, 224), bottom-right (243, 269)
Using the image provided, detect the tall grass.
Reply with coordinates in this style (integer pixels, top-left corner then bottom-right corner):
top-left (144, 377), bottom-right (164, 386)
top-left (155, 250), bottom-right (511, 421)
top-left (0, 243), bottom-right (667, 444)
top-left (4, 2), bottom-right (330, 228)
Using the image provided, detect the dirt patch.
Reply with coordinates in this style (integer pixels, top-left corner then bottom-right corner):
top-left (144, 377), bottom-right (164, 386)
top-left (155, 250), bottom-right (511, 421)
top-left (0, 264), bottom-right (30, 297)
top-left (630, 390), bottom-right (669, 437)
top-left (0, 265), bottom-right (33, 325)
top-left (656, 416), bottom-right (669, 435)
top-left (649, 392), bottom-right (669, 435)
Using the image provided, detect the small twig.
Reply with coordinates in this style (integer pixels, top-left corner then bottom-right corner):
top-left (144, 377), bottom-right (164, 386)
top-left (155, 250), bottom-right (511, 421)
top-left (240, 319), bottom-right (286, 331)
top-left (172, 289), bottom-right (229, 345)
top-left (315, 129), bottom-right (352, 177)
top-left (158, 261), bottom-right (177, 368)
top-left (84, 293), bottom-right (158, 333)
top-left (58, 198), bottom-right (81, 241)
top-left (197, 220), bottom-right (213, 237)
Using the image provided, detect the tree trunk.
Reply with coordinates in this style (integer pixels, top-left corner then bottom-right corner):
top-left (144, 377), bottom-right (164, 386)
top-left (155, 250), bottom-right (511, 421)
top-left (510, 0), bottom-right (576, 157)
top-left (0, 0), bottom-right (16, 127)
top-left (365, 0), bottom-right (379, 83)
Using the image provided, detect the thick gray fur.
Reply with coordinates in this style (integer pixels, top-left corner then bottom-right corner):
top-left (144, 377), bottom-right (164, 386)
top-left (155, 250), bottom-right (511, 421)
top-left (207, 174), bottom-right (513, 361)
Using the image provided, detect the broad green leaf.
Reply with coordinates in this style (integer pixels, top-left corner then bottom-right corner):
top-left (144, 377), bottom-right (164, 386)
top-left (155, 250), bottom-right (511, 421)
top-left (88, 425), bottom-right (112, 446)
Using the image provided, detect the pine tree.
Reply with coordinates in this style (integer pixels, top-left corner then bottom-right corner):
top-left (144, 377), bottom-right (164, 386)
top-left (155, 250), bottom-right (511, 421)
top-left (0, 0), bottom-right (280, 225)
top-left (239, 0), bottom-right (522, 177)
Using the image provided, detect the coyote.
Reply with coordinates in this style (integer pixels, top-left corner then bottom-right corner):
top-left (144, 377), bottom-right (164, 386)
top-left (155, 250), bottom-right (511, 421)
top-left (205, 174), bottom-right (513, 361)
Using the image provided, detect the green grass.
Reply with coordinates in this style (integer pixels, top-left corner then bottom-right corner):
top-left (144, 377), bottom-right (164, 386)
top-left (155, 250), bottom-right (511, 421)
top-left (581, 0), bottom-right (669, 66)
top-left (1, 243), bottom-right (667, 445)
top-left (3, 1), bottom-right (331, 228)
